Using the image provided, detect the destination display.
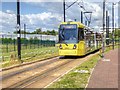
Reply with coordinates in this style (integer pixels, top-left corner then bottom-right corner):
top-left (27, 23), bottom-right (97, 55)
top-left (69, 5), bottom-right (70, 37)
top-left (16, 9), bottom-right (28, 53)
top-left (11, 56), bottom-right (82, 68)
top-left (60, 24), bottom-right (77, 29)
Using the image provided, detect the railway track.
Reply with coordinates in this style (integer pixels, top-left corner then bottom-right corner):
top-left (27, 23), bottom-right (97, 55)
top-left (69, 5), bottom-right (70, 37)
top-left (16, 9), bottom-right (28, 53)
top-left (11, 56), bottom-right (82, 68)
top-left (2, 50), bottom-right (100, 89)
top-left (8, 59), bottom-right (74, 88)
top-left (1, 57), bottom-right (59, 80)
top-left (2, 56), bottom-right (75, 88)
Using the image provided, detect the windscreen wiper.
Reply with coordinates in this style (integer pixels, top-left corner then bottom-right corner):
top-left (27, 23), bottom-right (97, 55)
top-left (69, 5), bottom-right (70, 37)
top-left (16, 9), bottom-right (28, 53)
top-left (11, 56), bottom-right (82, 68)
top-left (60, 28), bottom-right (68, 46)
top-left (61, 28), bottom-right (65, 40)
top-left (63, 41), bottom-right (68, 46)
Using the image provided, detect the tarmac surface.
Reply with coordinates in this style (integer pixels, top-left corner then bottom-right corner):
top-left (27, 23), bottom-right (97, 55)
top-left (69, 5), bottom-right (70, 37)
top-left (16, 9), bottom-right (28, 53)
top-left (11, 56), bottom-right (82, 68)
top-left (87, 48), bottom-right (119, 89)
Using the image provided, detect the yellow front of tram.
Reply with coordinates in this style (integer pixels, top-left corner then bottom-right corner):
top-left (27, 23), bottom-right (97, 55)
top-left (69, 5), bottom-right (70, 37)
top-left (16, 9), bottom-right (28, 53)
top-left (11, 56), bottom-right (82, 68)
top-left (57, 21), bottom-right (86, 56)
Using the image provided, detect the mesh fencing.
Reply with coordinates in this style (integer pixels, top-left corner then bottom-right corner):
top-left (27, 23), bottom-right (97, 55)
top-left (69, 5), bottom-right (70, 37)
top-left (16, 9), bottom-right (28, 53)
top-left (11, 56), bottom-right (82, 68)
top-left (1, 34), bottom-right (58, 63)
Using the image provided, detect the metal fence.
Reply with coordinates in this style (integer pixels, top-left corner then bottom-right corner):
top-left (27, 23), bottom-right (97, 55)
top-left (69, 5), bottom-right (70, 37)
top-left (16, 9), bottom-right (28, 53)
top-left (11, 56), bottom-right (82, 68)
top-left (0, 33), bottom-right (58, 40)
top-left (1, 33), bottom-right (59, 64)
top-left (1, 34), bottom-right (58, 53)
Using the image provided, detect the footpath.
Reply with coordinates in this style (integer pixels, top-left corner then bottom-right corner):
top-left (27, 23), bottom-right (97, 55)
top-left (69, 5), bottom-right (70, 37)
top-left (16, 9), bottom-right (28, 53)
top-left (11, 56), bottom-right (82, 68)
top-left (87, 49), bottom-right (119, 90)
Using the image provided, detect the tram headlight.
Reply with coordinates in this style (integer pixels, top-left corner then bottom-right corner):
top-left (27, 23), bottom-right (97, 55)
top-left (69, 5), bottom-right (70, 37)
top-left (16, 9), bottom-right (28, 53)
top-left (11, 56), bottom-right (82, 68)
top-left (73, 44), bottom-right (77, 49)
top-left (59, 44), bottom-right (62, 49)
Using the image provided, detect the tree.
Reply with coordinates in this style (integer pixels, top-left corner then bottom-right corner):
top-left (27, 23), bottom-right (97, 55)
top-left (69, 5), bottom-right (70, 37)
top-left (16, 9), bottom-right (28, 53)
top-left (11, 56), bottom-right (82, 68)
top-left (114, 29), bottom-right (120, 39)
top-left (51, 30), bottom-right (56, 35)
top-left (13, 28), bottom-right (58, 35)
top-left (32, 28), bottom-right (42, 34)
top-left (13, 30), bottom-right (30, 34)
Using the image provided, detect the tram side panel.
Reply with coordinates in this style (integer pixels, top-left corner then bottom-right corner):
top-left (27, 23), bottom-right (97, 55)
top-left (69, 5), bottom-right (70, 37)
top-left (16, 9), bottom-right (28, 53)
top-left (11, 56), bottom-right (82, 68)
top-left (77, 41), bottom-right (86, 56)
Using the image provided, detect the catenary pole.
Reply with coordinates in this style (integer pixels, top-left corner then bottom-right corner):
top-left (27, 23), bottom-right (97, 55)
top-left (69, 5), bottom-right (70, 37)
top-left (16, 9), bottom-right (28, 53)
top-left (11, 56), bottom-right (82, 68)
top-left (17, 0), bottom-right (22, 62)
top-left (112, 3), bottom-right (115, 50)
top-left (63, 0), bottom-right (66, 22)
top-left (81, 11), bottom-right (83, 23)
top-left (102, 0), bottom-right (105, 58)
top-left (24, 24), bottom-right (26, 39)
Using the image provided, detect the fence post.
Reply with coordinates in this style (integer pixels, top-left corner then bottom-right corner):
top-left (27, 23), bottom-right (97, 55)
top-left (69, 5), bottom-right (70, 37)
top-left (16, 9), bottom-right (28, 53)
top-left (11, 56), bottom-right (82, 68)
top-left (14, 39), bottom-right (16, 51)
top-left (38, 39), bottom-right (39, 48)
top-left (6, 43), bottom-right (8, 53)
top-left (34, 40), bottom-right (35, 49)
top-left (2, 56), bottom-right (4, 62)
top-left (30, 40), bottom-right (31, 49)
top-left (26, 40), bottom-right (28, 49)
top-left (41, 35), bottom-right (42, 48)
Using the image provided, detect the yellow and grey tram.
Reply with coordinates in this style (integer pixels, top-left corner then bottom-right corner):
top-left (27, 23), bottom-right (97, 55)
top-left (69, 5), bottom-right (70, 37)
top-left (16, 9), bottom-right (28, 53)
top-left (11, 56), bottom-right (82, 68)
top-left (57, 21), bottom-right (102, 56)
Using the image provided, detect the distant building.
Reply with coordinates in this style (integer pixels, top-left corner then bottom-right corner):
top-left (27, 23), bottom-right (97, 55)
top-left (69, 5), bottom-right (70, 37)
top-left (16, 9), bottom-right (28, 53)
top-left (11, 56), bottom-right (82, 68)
top-left (0, 33), bottom-right (58, 42)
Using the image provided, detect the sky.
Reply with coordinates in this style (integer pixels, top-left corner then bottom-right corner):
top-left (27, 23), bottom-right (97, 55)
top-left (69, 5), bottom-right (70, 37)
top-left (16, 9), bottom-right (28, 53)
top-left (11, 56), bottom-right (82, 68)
top-left (0, 0), bottom-right (119, 34)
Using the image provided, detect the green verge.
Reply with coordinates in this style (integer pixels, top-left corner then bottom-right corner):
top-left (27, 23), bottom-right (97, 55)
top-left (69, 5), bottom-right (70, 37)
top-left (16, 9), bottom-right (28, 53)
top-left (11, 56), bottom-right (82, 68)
top-left (105, 44), bottom-right (120, 53)
top-left (48, 45), bottom-right (119, 88)
top-left (2, 47), bottom-right (58, 68)
top-left (48, 54), bottom-right (100, 88)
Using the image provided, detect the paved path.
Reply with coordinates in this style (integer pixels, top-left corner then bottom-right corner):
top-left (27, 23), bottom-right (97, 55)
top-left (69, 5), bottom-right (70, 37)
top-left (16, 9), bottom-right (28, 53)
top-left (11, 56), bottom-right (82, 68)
top-left (87, 49), bottom-right (118, 89)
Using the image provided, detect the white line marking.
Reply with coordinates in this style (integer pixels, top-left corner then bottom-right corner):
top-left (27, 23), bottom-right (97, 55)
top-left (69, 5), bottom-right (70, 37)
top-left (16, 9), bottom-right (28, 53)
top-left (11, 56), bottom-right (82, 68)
top-left (85, 60), bottom-right (99, 88)
top-left (102, 58), bottom-right (110, 61)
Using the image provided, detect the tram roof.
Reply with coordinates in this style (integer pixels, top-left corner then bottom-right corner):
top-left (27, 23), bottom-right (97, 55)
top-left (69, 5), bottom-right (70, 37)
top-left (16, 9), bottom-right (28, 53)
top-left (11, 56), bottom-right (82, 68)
top-left (59, 21), bottom-right (85, 28)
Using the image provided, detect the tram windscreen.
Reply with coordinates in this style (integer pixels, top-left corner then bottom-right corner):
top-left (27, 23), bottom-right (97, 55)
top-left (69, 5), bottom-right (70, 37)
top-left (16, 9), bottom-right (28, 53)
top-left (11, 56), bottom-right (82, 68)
top-left (59, 24), bottom-right (77, 43)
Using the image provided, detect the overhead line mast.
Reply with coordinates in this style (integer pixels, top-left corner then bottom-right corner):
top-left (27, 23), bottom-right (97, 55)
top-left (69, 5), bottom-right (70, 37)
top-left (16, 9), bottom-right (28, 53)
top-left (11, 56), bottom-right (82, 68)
top-left (17, 0), bottom-right (22, 62)
top-left (102, 0), bottom-right (105, 58)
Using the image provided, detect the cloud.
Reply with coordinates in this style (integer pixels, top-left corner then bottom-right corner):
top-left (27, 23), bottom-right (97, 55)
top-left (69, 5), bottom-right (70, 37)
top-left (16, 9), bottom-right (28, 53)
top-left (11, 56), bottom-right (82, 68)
top-left (64, 1), bottom-right (103, 28)
top-left (1, 10), bottom-right (62, 33)
top-left (22, 0), bottom-right (62, 2)
top-left (21, 12), bottom-right (62, 29)
top-left (24, 1), bottom-right (107, 29)
top-left (0, 10), bottom-right (17, 33)
top-left (24, 2), bottom-right (63, 15)
top-left (1, 0), bottom-right (119, 34)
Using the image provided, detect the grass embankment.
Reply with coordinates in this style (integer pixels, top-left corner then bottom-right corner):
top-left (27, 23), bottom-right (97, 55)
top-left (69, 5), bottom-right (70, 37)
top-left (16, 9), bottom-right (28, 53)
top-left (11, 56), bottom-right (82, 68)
top-left (48, 45), bottom-right (119, 88)
top-left (48, 54), bottom-right (100, 88)
top-left (2, 47), bottom-right (58, 68)
top-left (105, 44), bottom-right (119, 52)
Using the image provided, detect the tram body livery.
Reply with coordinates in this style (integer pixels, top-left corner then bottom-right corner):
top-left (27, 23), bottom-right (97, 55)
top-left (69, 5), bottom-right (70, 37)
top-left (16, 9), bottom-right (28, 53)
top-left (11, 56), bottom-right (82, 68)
top-left (57, 21), bottom-right (102, 56)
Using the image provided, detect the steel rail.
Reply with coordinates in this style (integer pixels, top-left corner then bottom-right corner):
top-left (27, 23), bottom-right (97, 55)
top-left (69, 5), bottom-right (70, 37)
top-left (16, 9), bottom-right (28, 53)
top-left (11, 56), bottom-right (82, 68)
top-left (1, 57), bottom-right (59, 80)
top-left (7, 59), bottom-right (74, 88)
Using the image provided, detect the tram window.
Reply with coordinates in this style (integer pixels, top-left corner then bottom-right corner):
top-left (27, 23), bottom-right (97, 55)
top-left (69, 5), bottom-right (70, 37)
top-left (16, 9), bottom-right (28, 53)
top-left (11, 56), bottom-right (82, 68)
top-left (78, 28), bottom-right (84, 40)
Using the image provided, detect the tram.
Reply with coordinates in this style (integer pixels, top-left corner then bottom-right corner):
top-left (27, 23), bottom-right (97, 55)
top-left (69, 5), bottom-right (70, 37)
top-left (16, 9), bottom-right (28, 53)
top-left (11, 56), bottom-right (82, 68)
top-left (57, 21), bottom-right (102, 56)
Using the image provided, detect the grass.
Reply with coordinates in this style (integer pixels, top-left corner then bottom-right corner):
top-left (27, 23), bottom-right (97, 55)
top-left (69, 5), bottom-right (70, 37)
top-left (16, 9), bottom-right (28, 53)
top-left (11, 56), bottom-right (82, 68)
top-left (1, 44), bottom-right (56, 56)
top-left (1, 43), bottom-right (119, 68)
top-left (48, 54), bottom-right (100, 88)
top-left (1, 46), bottom-right (58, 68)
top-left (107, 44), bottom-right (119, 51)
top-left (48, 45), bottom-right (119, 88)
top-left (2, 46), bottom-right (58, 61)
